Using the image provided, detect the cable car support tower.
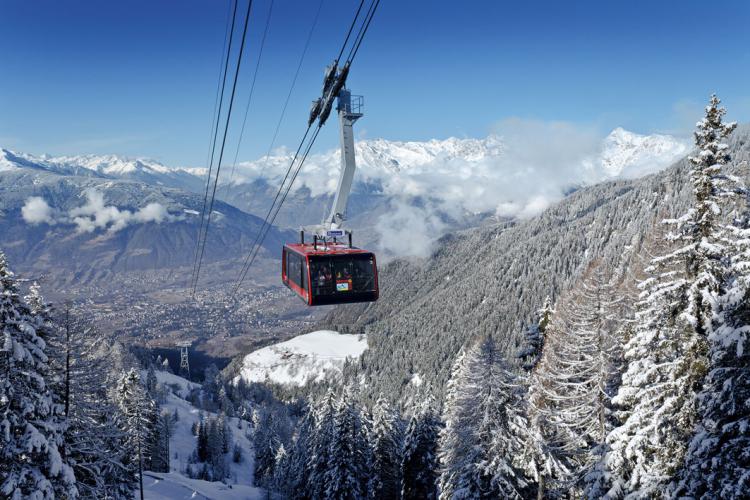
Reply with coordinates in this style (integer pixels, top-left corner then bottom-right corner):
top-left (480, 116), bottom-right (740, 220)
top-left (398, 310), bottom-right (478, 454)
top-left (304, 62), bottom-right (364, 249)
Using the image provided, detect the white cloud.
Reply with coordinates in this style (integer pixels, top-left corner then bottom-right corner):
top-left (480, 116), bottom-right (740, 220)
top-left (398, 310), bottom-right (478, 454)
top-left (217, 120), bottom-right (689, 257)
top-left (375, 200), bottom-right (446, 259)
top-left (134, 202), bottom-right (170, 223)
top-left (21, 196), bottom-right (55, 225)
top-left (70, 189), bottom-right (176, 233)
top-left (21, 189), bottom-right (178, 233)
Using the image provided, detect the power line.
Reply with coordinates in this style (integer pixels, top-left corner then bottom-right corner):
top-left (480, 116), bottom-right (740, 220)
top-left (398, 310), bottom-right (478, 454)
top-left (224, 0), bottom-right (276, 192)
top-left (347, 0), bottom-right (380, 64)
top-left (228, 0), bottom-right (325, 296)
top-left (192, 0), bottom-right (239, 293)
top-left (336, 0), bottom-right (365, 63)
top-left (192, 0), bottom-right (256, 295)
top-left (248, 0), bottom-right (324, 190)
top-left (233, 124), bottom-right (323, 296)
top-left (229, 0), bottom-right (381, 297)
top-left (232, 125), bottom-right (314, 294)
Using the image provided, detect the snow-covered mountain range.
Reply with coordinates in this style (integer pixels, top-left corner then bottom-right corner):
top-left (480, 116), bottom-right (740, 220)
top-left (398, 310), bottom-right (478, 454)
top-left (2, 127), bottom-right (688, 203)
top-left (217, 128), bottom-right (689, 256)
top-left (1, 128), bottom-right (690, 258)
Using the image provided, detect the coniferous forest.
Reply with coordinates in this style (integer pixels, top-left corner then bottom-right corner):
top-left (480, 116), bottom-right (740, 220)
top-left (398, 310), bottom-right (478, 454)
top-left (2, 95), bottom-right (749, 498)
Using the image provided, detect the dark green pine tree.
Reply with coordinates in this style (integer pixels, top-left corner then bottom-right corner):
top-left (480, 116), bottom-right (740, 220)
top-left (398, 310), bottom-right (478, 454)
top-left (324, 389), bottom-right (367, 499)
top-left (308, 390), bottom-right (337, 500)
top-left (673, 95), bottom-right (749, 499)
top-left (287, 404), bottom-right (314, 499)
top-left (370, 395), bottom-right (404, 499)
top-left (401, 395), bottom-right (440, 500)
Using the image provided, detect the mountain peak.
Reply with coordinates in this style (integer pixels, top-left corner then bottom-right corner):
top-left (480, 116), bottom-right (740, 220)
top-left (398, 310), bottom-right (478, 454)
top-left (601, 128), bottom-right (689, 178)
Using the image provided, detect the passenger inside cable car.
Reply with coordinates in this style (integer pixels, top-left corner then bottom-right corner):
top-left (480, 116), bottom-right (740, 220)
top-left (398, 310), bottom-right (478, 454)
top-left (282, 244), bottom-right (379, 306)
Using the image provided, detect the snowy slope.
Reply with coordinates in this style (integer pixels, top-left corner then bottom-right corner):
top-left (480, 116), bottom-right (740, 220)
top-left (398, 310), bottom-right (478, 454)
top-left (235, 330), bottom-right (368, 387)
top-left (143, 472), bottom-right (262, 500)
top-left (142, 371), bottom-right (264, 500)
top-left (600, 128), bottom-right (689, 178)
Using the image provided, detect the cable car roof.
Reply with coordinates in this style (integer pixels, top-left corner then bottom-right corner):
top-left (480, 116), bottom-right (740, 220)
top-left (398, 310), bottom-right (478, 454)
top-left (284, 243), bottom-right (374, 257)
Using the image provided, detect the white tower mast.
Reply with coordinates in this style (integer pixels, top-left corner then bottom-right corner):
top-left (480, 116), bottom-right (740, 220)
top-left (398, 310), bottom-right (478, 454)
top-left (326, 89), bottom-right (363, 230)
top-left (305, 61), bottom-right (363, 246)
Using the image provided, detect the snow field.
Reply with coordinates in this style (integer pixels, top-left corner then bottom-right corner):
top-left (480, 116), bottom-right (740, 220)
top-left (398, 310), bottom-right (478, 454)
top-left (236, 330), bottom-right (368, 387)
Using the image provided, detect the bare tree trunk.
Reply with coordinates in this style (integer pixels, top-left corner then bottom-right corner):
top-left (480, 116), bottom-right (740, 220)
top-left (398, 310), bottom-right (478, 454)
top-left (139, 435), bottom-right (144, 500)
top-left (537, 474), bottom-right (545, 500)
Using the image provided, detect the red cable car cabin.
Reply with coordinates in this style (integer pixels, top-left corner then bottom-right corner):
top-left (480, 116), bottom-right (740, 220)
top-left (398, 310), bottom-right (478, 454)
top-left (282, 242), bottom-right (379, 306)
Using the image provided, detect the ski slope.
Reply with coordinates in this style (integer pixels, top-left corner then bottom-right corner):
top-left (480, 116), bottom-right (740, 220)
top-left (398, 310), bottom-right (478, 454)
top-left (139, 371), bottom-right (264, 499)
top-left (236, 330), bottom-right (368, 387)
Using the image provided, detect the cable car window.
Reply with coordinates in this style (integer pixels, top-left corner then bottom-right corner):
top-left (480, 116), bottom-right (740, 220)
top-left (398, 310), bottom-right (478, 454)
top-left (301, 257), bottom-right (308, 292)
top-left (351, 256), bottom-right (375, 291)
top-left (287, 251), bottom-right (303, 288)
top-left (310, 258), bottom-right (335, 296)
top-left (308, 254), bottom-right (375, 297)
top-left (333, 259), bottom-right (354, 293)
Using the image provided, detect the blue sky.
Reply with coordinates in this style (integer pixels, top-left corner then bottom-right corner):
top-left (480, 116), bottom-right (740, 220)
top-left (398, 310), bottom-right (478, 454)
top-left (1, 0), bottom-right (749, 166)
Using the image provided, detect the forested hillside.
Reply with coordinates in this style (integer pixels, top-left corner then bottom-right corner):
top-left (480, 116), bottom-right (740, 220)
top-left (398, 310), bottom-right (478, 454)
top-left (246, 97), bottom-right (750, 499)
top-left (323, 124), bottom-right (749, 406)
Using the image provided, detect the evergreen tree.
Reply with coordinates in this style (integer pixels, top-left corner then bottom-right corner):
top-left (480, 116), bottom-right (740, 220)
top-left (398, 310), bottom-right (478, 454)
top-left (287, 404), bottom-right (314, 500)
top-left (518, 296), bottom-right (554, 371)
top-left (149, 411), bottom-right (172, 473)
top-left (593, 95), bottom-right (737, 498)
top-left (53, 309), bottom-right (133, 499)
top-left (253, 407), bottom-right (281, 487)
top-left (370, 395), bottom-right (403, 499)
top-left (439, 336), bottom-right (530, 499)
top-left (401, 395), bottom-right (440, 500)
top-left (145, 365), bottom-right (158, 394)
top-left (197, 419), bottom-right (208, 462)
top-left (673, 98), bottom-right (749, 498)
top-left (324, 389), bottom-right (367, 500)
top-left (115, 368), bottom-right (156, 500)
top-left (0, 253), bottom-right (78, 499)
top-left (161, 357), bottom-right (172, 374)
top-left (308, 390), bottom-right (337, 499)
top-left (207, 417), bottom-right (227, 480)
top-left (272, 443), bottom-right (290, 495)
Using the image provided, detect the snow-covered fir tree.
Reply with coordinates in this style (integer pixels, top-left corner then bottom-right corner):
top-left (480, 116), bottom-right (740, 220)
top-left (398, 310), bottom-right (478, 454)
top-left (308, 389), bottom-right (337, 499)
top-left (672, 99), bottom-right (749, 498)
top-left (0, 252), bottom-right (78, 499)
top-left (252, 406), bottom-right (286, 488)
top-left (145, 365), bottom-right (158, 394)
top-left (370, 395), bottom-right (404, 499)
top-left (207, 416), bottom-right (228, 480)
top-left (401, 394), bottom-right (440, 500)
top-left (592, 95), bottom-right (738, 498)
top-left (439, 336), bottom-right (530, 499)
top-left (115, 368), bottom-right (156, 500)
top-left (272, 442), bottom-right (290, 494)
top-left (324, 388), bottom-right (369, 500)
top-left (518, 296), bottom-right (554, 371)
top-left (149, 411), bottom-right (172, 473)
top-left (285, 404), bottom-right (315, 499)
